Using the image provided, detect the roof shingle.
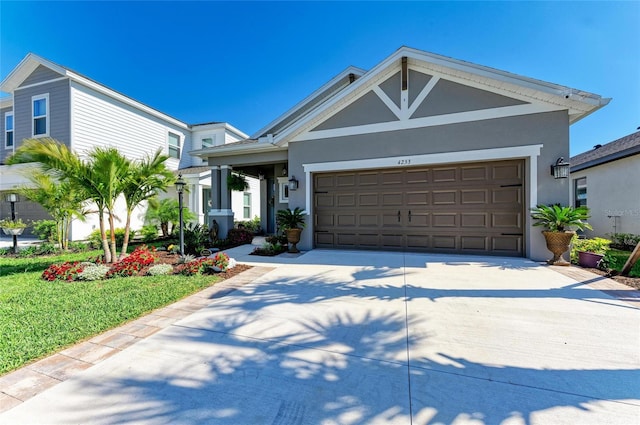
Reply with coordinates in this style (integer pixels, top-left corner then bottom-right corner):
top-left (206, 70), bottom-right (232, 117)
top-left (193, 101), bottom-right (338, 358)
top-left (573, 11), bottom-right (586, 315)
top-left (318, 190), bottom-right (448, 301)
top-left (570, 131), bottom-right (640, 172)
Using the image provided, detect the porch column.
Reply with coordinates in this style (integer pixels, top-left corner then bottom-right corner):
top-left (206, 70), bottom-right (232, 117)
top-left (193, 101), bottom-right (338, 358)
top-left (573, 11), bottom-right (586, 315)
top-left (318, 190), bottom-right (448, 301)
top-left (208, 165), bottom-right (234, 240)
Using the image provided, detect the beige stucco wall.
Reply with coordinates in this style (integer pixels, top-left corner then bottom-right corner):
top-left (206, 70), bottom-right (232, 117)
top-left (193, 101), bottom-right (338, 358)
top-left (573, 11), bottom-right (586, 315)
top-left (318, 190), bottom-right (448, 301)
top-left (570, 154), bottom-right (640, 238)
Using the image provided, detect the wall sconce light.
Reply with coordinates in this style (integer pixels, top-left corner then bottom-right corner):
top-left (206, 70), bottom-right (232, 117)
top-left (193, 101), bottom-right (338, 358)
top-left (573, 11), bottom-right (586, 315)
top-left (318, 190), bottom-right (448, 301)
top-left (550, 157), bottom-right (570, 179)
top-left (258, 173), bottom-right (265, 181)
top-left (288, 176), bottom-right (299, 191)
top-left (282, 167), bottom-right (288, 176)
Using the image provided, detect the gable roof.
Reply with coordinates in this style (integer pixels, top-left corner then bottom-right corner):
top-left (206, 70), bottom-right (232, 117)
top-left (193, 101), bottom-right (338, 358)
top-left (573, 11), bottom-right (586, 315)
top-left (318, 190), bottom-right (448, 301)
top-left (0, 53), bottom-right (190, 130)
top-left (571, 130), bottom-right (640, 172)
top-left (268, 46), bottom-right (610, 147)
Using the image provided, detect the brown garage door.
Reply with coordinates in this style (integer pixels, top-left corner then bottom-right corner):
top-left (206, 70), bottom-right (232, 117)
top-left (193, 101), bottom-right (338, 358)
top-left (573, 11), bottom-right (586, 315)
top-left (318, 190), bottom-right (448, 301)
top-left (314, 159), bottom-right (524, 256)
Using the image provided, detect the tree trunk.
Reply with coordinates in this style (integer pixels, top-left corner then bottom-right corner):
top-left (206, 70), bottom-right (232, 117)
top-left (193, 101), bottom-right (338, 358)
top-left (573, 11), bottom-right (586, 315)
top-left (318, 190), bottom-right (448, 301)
top-left (99, 211), bottom-right (111, 263)
top-left (621, 242), bottom-right (640, 276)
top-left (108, 212), bottom-right (117, 263)
top-left (121, 212), bottom-right (132, 259)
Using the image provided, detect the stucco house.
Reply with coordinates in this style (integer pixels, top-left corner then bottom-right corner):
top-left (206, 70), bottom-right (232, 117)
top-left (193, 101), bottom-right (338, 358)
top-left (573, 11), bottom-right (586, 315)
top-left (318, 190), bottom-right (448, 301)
top-left (570, 130), bottom-right (640, 238)
top-left (0, 54), bottom-right (259, 239)
top-left (194, 46), bottom-right (609, 261)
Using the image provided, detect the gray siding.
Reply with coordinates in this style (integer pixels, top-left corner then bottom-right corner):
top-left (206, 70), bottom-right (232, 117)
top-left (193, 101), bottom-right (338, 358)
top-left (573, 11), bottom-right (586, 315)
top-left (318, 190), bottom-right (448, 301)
top-left (408, 70), bottom-right (433, 106)
top-left (13, 79), bottom-right (71, 148)
top-left (20, 65), bottom-right (65, 87)
top-left (411, 79), bottom-right (527, 119)
top-left (0, 106), bottom-right (13, 164)
top-left (379, 72), bottom-right (401, 108)
top-left (289, 110), bottom-right (570, 256)
top-left (312, 91), bottom-right (399, 131)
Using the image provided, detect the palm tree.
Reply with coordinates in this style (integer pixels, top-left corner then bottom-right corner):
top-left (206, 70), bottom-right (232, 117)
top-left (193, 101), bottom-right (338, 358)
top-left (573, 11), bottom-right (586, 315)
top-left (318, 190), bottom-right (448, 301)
top-left (120, 149), bottom-right (174, 257)
top-left (8, 139), bottom-right (126, 262)
top-left (18, 171), bottom-right (88, 250)
top-left (89, 147), bottom-right (130, 260)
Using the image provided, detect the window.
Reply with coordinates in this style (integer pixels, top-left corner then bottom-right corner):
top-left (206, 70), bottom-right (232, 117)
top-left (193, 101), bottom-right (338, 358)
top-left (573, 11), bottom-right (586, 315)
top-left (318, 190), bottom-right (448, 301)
top-left (168, 132), bottom-right (180, 159)
top-left (202, 188), bottom-right (211, 214)
top-left (574, 177), bottom-right (587, 207)
top-left (201, 137), bottom-right (214, 163)
top-left (243, 192), bottom-right (251, 219)
top-left (5, 112), bottom-right (13, 148)
top-left (32, 94), bottom-right (49, 136)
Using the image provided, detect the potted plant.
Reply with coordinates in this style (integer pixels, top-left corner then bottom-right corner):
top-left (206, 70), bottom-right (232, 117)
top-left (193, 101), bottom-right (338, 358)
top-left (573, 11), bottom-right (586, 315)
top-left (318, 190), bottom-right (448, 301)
top-left (531, 205), bottom-right (592, 266)
top-left (0, 218), bottom-right (28, 236)
top-left (276, 207), bottom-right (306, 253)
top-left (571, 237), bottom-right (611, 268)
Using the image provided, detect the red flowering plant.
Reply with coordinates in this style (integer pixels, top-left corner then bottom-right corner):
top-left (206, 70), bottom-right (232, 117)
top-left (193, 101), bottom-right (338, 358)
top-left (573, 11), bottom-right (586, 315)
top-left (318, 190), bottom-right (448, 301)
top-left (42, 261), bottom-right (84, 282)
top-left (106, 245), bottom-right (157, 278)
top-left (212, 252), bottom-right (229, 270)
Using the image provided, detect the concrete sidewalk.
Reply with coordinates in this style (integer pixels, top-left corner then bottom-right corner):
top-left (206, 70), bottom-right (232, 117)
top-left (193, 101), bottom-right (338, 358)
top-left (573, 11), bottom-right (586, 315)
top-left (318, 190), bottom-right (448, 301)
top-left (1, 250), bottom-right (639, 424)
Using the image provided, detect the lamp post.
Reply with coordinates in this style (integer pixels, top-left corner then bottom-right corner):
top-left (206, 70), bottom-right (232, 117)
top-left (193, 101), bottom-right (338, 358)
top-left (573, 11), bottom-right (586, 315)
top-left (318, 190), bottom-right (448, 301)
top-left (174, 174), bottom-right (186, 255)
top-left (6, 194), bottom-right (18, 254)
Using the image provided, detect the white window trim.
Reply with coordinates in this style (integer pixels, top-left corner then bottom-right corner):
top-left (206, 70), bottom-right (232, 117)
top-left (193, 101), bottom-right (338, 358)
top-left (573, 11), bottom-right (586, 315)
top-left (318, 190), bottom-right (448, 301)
top-left (4, 111), bottom-right (14, 149)
top-left (168, 131), bottom-right (181, 159)
top-left (32, 93), bottom-right (50, 137)
top-left (243, 192), bottom-right (252, 219)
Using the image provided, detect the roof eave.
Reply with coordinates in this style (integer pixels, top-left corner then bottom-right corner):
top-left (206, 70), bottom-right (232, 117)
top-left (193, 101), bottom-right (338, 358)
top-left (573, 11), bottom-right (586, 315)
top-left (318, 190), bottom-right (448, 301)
top-left (571, 145), bottom-right (640, 172)
top-left (190, 141), bottom-right (285, 158)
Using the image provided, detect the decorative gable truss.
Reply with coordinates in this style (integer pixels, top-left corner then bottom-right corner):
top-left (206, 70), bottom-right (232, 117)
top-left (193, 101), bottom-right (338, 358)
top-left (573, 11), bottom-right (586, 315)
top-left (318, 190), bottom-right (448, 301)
top-left (286, 54), bottom-right (589, 143)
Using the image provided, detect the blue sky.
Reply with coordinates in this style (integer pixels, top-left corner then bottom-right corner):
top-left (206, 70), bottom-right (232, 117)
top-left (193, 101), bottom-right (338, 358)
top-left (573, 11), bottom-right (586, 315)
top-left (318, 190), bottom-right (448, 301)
top-left (1, 1), bottom-right (638, 155)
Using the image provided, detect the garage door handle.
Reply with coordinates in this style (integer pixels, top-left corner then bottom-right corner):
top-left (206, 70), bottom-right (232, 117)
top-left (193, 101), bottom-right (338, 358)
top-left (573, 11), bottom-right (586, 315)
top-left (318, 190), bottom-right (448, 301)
top-left (398, 210), bottom-right (401, 222)
top-left (501, 233), bottom-right (523, 236)
top-left (408, 210), bottom-right (412, 222)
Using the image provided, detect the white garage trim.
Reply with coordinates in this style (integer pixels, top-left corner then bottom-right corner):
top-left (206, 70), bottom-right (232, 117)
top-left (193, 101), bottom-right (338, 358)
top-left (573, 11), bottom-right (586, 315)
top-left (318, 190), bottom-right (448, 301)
top-left (303, 143), bottom-right (542, 223)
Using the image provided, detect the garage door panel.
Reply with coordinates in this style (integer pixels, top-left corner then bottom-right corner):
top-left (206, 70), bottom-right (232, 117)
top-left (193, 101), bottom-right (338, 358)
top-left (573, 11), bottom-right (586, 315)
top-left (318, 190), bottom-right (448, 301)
top-left (461, 166), bottom-right (488, 181)
top-left (337, 214), bottom-right (356, 227)
top-left (337, 174), bottom-right (357, 187)
top-left (461, 213), bottom-right (488, 228)
top-left (461, 189), bottom-right (488, 204)
top-left (359, 173), bottom-right (379, 186)
top-left (492, 187), bottom-right (522, 204)
top-left (433, 235), bottom-right (457, 249)
top-left (492, 212), bottom-right (522, 228)
top-left (314, 159), bottom-right (524, 256)
top-left (492, 236), bottom-right (522, 255)
top-left (407, 211), bottom-right (429, 227)
top-left (432, 191), bottom-right (457, 205)
top-left (359, 193), bottom-right (378, 206)
top-left (432, 213), bottom-right (457, 227)
top-left (382, 193), bottom-right (403, 206)
top-left (461, 236), bottom-right (488, 251)
top-left (315, 193), bottom-right (334, 207)
top-left (359, 214), bottom-right (379, 227)
top-left (406, 169), bottom-right (429, 184)
top-left (406, 191), bottom-right (429, 205)
top-left (432, 168), bottom-right (457, 182)
top-left (337, 194), bottom-right (356, 207)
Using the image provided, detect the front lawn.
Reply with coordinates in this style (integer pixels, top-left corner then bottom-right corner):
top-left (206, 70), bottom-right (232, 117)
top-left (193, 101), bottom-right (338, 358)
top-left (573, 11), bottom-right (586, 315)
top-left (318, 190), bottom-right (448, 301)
top-left (0, 251), bottom-right (222, 375)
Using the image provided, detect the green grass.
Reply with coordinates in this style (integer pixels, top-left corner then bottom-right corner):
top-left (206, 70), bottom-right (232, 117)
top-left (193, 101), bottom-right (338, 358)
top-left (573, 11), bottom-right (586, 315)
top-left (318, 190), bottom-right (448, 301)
top-left (0, 251), bottom-right (221, 375)
top-left (605, 249), bottom-right (640, 277)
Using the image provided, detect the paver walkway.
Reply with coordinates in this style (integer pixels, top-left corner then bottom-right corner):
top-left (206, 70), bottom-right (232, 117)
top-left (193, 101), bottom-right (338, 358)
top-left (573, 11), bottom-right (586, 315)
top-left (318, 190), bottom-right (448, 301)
top-left (1, 250), bottom-right (639, 424)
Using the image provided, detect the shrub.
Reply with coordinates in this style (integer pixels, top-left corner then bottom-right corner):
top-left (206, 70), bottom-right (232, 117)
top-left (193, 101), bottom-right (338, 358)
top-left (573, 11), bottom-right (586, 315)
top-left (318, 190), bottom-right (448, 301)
top-left (36, 242), bottom-right (58, 255)
top-left (235, 216), bottom-right (262, 234)
top-left (32, 220), bottom-right (58, 242)
top-left (251, 242), bottom-right (286, 256)
top-left (87, 228), bottom-right (127, 249)
top-left (266, 234), bottom-right (287, 245)
top-left (17, 246), bottom-right (38, 257)
top-left (42, 262), bottom-right (84, 282)
top-left (608, 233), bottom-right (640, 251)
top-left (570, 237), bottom-right (611, 263)
top-left (77, 264), bottom-right (110, 281)
top-left (147, 263), bottom-right (174, 276)
top-left (211, 252), bottom-right (230, 270)
top-left (0, 247), bottom-right (11, 256)
top-left (68, 241), bottom-right (90, 252)
top-left (226, 228), bottom-right (253, 246)
top-left (106, 245), bottom-right (157, 278)
top-left (141, 224), bottom-right (160, 243)
top-left (177, 258), bottom-right (214, 276)
top-left (183, 223), bottom-right (210, 256)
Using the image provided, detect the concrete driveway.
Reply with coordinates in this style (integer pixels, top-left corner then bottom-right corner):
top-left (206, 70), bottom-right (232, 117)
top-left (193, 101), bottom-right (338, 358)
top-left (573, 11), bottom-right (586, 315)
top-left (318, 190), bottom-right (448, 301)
top-left (1, 250), bottom-right (639, 424)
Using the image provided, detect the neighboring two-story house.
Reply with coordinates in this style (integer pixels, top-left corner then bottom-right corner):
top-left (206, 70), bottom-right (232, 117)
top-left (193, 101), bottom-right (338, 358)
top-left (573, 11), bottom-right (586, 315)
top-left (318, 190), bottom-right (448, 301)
top-left (0, 53), bottom-right (258, 239)
top-left (570, 130), bottom-right (640, 238)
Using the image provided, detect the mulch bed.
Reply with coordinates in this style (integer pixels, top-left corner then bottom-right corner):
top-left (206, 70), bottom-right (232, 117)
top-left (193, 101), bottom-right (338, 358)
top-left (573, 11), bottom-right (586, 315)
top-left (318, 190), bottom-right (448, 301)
top-left (153, 250), bottom-right (252, 279)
